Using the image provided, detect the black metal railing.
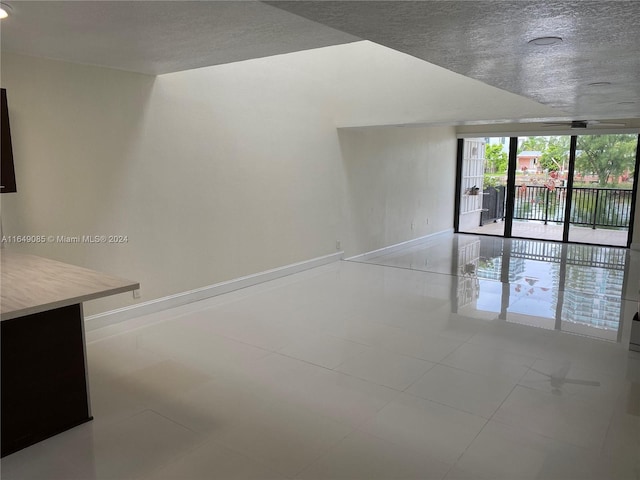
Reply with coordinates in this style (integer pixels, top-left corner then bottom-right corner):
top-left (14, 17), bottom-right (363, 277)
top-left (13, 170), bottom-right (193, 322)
top-left (512, 186), bottom-right (632, 229)
top-left (513, 185), bottom-right (566, 224)
top-left (570, 187), bottom-right (632, 228)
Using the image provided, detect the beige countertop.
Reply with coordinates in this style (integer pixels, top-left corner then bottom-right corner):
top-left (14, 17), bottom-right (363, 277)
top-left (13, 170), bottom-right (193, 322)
top-left (1, 251), bottom-right (139, 321)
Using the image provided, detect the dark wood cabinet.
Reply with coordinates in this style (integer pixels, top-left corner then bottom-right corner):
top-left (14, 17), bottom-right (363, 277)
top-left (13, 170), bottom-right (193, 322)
top-left (1, 88), bottom-right (17, 193)
top-left (1, 305), bottom-right (92, 457)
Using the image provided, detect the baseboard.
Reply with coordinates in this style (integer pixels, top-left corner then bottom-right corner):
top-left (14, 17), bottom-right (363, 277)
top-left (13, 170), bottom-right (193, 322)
top-left (85, 251), bottom-right (344, 331)
top-left (345, 229), bottom-right (453, 262)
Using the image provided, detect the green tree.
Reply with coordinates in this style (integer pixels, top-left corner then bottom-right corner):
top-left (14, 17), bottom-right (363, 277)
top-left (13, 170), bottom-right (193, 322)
top-left (575, 134), bottom-right (637, 186)
top-left (540, 136), bottom-right (569, 171)
top-left (518, 136), bottom-right (547, 154)
top-left (485, 143), bottom-right (508, 174)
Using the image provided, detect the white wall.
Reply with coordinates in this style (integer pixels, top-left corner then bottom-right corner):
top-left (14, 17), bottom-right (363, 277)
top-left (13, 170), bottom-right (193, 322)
top-left (339, 126), bottom-right (457, 257)
top-left (1, 51), bottom-right (457, 316)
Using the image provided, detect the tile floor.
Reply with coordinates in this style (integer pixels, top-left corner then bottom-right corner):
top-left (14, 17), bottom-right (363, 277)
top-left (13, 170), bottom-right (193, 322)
top-left (466, 220), bottom-right (629, 246)
top-left (2, 233), bottom-right (639, 479)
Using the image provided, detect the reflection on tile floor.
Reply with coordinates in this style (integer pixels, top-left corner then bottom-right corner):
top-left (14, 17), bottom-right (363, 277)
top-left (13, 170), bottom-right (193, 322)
top-left (353, 233), bottom-right (640, 342)
top-left (2, 233), bottom-right (639, 479)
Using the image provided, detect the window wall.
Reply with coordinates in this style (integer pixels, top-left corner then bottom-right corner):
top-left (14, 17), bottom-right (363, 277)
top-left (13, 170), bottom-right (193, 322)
top-left (456, 133), bottom-right (640, 247)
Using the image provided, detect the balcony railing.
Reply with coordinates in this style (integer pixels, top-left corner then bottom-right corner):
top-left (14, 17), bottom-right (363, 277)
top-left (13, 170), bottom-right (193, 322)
top-left (512, 186), bottom-right (633, 229)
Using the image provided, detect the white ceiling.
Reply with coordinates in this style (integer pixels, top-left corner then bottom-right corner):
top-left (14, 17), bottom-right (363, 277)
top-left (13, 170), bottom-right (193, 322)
top-left (1, 1), bottom-right (639, 127)
top-left (227, 40), bottom-right (564, 128)
top-left (0, 1), bottom-right (359, 74)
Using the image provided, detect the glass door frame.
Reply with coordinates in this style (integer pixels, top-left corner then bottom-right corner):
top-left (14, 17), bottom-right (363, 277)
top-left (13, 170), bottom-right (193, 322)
top-left (455, 133), bottom-right (640, 248)
top-left (561, 135), bottom-right (579, 243)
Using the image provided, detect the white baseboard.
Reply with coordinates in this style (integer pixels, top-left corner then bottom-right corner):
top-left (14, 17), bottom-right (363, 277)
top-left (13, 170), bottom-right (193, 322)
top-left (345, 229), bottom-right (453, 262)
top-left (85, 251), bottom-right (343, 331)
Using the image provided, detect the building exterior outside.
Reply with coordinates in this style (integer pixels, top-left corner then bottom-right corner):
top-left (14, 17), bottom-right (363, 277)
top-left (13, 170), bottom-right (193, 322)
top-left (517, 150), bottom-right (542, 172)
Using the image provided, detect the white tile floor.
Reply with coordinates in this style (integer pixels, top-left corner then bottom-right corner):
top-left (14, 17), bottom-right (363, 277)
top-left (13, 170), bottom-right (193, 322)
top-left (2, 234), bottom-right (640, 479)
top-left (466, 220), bottom-right (629, 246)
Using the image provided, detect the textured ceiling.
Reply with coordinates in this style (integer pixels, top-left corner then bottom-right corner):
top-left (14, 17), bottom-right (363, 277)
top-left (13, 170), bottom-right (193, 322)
top-left (267, 1), bottom-right (640, 121)
top-left (1, 1), bottom-right (639, 126)
top-left (0, 1), bottom-right (359, 75)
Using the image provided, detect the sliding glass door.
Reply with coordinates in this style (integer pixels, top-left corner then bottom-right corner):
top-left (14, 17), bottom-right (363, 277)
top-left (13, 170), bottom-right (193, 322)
top-left (511, 135), bottom-right (570, 242)
top-left (456, 133), bottom-right (640, 247)
top-left (567, 134), bottom-right (638, 246)
top-left (457, 137), bottom-right (509, 237)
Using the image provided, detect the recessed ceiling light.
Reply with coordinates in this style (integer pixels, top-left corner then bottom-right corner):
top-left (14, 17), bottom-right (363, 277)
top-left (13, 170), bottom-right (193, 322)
top-left (528, 36), bottom-right (563, 46)
top-left (0, 2), bottom-right (11, 19)
top-left (587, 81), bottom-right (612, 87)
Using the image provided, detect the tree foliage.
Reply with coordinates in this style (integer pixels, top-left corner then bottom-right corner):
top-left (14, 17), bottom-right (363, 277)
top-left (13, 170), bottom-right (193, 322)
top-left (539, 136), bottom-right (569, 171)
top-left (485, 134), bottom-right (637, 188)
top-left (485, 143), bottom-right (508, 174)
top-left (575, 134), bottom-right (637, 186)
top-left (518, 137), bottom-right (546, 154)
